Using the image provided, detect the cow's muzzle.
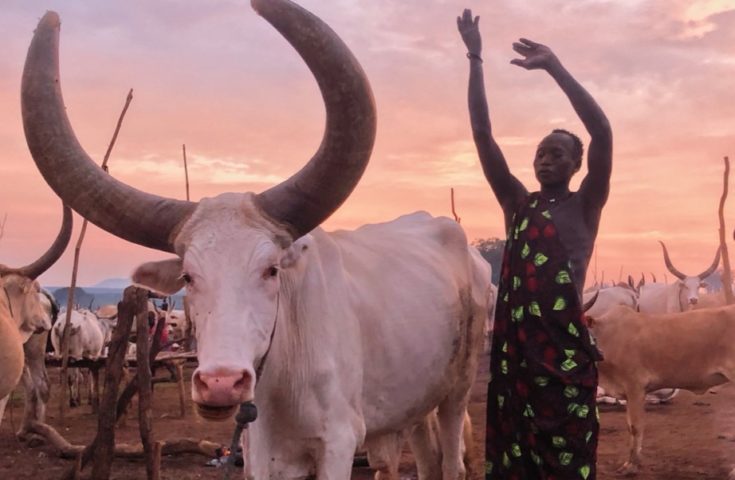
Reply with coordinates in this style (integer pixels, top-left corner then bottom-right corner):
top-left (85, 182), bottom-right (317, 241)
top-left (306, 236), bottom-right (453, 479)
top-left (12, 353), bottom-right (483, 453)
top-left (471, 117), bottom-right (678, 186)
top-left (191, 368), bottom-right (253, 421)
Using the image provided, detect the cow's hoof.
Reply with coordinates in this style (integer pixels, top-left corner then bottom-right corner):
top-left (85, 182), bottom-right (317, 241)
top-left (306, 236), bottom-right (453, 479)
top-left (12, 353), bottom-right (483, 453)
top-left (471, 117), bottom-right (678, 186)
top-left (615, 461), bottom-right (639, 476)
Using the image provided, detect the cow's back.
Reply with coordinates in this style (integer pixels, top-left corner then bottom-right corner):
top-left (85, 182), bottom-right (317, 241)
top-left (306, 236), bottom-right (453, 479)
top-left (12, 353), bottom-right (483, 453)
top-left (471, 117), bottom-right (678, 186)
top-left (329, 212), bottom-right (488, 433)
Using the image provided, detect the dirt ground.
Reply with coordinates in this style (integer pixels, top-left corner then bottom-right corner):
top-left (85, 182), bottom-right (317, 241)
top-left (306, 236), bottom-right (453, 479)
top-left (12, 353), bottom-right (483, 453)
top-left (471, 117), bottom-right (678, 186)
top-left (1, 354), bottom-right (734, 479)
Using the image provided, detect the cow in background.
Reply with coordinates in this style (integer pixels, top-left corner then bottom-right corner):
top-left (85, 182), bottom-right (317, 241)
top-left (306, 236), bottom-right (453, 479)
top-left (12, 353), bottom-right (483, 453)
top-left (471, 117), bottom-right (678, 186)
top-left (0, 204), bottom-right (72, 428)
top-left (638, 241), bottom-right (720, 313)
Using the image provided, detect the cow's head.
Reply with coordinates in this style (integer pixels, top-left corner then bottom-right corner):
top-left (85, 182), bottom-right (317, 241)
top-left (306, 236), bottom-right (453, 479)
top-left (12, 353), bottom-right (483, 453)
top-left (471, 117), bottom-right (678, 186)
top-left (659, 241), bottom-right (720, 308)
top-left (0, 205), bottom-right (72, 340)
top-left (22, 0), bottom-right (375, 421)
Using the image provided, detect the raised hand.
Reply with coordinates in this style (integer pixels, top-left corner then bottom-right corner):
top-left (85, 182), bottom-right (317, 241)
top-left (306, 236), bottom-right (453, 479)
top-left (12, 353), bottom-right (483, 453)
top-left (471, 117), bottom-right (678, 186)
top-left (457, 9), bottom-right (481, 56)
top-left (510, 38), bottom-right (560, 71)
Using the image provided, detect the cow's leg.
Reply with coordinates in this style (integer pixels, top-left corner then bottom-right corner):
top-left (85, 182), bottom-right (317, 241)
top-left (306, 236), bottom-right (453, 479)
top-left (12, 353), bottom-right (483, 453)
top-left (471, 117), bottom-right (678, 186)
top-left (365, 432), bottom-right (405, 480)
top-left (617, 387), bottom-right (645, 475)
top-left (314, 424), bottom-right (362, 480)
top-left (460, 410), bottom-right (477, 479)
top-left (84, 369), bottom-right (94, 406)
top-left (69, 368), bottom-right (82, 408)
top-left (67, 369), bottom-right (76, 407)
top-left (90, 367), bottom-right (100, 413)
top-left (436, 397), bottom-right (469, 480)
top-left (18, 363), bottom-right (50, 438)
top-left (0, 395), bottom-right (9, 428)
top-left (408, 412), bottom-right (442, 480)
top-left (18, 333), bottom-right (50, 439)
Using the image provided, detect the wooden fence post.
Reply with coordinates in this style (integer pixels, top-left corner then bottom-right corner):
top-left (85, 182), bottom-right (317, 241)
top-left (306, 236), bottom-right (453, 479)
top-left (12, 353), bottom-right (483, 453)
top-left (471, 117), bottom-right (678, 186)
top-left (719, 156), bottom-right (734, 304)
top-left (90, 286), bottom-right (147, 480)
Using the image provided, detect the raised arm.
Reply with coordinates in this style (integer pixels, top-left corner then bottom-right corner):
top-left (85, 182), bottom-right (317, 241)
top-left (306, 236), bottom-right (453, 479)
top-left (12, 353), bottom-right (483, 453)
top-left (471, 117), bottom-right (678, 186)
top-left (511, 38), bottom-right (612, 207)
top-left (457, 10), bottom-right (527, 217)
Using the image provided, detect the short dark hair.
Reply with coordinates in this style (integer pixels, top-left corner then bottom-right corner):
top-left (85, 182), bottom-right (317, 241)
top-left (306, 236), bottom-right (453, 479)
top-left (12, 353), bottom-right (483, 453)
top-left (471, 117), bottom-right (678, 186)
top-left (551, 129), bottom-right (584, 162)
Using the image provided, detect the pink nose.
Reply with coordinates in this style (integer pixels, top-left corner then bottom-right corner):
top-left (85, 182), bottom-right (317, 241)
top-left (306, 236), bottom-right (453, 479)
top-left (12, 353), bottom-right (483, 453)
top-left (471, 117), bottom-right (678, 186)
top-left (192, 369), bottom-right (252, 406)
top-left (689, 298), bottom-right (698, 305)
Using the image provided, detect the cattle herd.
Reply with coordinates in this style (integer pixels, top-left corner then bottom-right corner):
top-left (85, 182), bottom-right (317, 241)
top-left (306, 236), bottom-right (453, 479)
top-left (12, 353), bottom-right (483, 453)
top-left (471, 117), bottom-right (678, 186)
top-left (1, 0), bottom-right (734, 479)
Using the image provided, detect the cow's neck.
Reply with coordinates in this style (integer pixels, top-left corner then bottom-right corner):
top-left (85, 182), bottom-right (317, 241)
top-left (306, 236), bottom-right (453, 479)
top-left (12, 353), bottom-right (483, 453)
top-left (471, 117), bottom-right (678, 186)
top-left (258, 232), bottom-right (348, 410)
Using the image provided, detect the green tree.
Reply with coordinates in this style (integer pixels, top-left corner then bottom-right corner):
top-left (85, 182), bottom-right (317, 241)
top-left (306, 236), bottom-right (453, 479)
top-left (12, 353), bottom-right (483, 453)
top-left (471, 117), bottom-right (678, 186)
top-left (472, 237), bottom-right (506, 285)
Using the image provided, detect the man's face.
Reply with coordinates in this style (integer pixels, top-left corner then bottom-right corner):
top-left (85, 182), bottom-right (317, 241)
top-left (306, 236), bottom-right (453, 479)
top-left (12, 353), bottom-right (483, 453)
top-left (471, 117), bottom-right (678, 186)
top-left (533, 132), bottom-right (580, 187)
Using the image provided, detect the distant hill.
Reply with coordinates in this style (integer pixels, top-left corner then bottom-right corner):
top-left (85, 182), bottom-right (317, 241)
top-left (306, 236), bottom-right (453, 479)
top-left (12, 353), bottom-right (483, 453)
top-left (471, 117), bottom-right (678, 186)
top-left (91, 277), bottom-right (132, 289)
top-left (49, 286), bottom-right (186, 311)
top-left (51, 287), bottom-right (121, 310)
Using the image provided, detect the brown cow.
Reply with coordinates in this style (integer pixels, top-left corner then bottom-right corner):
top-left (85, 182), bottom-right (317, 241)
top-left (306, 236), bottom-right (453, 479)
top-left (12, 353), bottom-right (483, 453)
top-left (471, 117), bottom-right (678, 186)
top-left (589, 304), bottom-right (735, 474)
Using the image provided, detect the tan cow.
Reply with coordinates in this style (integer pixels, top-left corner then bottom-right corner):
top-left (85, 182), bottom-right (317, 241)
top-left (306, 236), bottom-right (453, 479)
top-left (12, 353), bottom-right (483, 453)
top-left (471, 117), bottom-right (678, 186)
top-left (0, 204), bottom-right (72, 427)
top-left (589, 304), bottom-right (735, 475)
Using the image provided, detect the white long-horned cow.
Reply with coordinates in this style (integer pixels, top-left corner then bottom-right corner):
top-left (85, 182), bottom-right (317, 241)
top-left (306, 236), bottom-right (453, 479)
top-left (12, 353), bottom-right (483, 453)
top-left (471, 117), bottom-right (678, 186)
top-left (22, 2), bottom-right (490, 479)
top-left (0, 204), bottom-right (72, 428)
top-left (50, 308), bottom-right (105, 361)
top-left (637, 241), bottom-right (720, 314)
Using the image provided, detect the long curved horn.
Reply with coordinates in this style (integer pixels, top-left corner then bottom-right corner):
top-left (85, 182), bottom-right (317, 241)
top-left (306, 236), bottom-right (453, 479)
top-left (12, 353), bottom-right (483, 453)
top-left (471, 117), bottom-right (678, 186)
top-left (252, 0), bottom-right (377, 240)
top-left (0, 203), bottom-right (73, 279)
top-left (698, 246), bottom-right (721, 280)
top-left (22, 12), bottom-right (195, 253)
top-left (659, 241), bottom-right (686, 280)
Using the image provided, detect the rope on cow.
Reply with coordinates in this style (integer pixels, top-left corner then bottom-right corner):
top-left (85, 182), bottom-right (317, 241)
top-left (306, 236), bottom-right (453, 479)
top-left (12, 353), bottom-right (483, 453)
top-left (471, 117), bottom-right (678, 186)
top-left (222, 402), bottom-right (257, 480)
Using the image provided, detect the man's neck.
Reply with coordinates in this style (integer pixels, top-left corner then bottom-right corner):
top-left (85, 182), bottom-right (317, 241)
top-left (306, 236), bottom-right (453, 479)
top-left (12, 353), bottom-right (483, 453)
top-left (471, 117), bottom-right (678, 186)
top-left (539, 184), bottom-right (571, 203)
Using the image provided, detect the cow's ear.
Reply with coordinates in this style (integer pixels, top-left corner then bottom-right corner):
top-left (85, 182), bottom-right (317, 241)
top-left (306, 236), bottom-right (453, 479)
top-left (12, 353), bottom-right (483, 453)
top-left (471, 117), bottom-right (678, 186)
top-left (132, 258), bottom-right (185, 296)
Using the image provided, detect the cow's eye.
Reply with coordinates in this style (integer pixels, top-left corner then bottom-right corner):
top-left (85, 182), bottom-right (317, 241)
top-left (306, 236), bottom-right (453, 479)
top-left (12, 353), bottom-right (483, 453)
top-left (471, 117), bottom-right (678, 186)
top-left (265, 266), bottom-right (279, 278)
top-left (181, 273), bottom-right (192, 284)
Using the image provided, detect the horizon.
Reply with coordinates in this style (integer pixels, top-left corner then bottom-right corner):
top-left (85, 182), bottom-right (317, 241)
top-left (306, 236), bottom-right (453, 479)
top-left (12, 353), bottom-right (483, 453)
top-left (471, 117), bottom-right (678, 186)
top-left (1, 0), bottom-right (734, 287)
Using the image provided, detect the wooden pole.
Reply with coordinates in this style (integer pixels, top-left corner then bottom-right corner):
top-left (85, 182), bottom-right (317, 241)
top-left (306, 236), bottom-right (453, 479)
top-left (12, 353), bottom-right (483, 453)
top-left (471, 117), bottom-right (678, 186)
top-left (182, 144), bottom-right (190, 201)
top-left (66, 306), bottom-right (167, 479)
top-left (593, 248), bottom-right (598, 286)
top-left (183, 295), bottom-right (194, 352)
top-left (450, 188), bottom-right (461, 223)
top-left (91, 366), bottom-right (100, 414)
top-left (719, 156), bottom-right (734, 304)
top-left (72, 452), bottom-right (83, 480)
top-left (91, 286), bottom-right (146, 480)
top-left (59, 89), bottom-right (134, 422)
top-left (176, 361), bottom-right (186, 418)
top-left (137, 304), bottom-right (156, 480)
top-left (58, 219), bottom-right (88, 421)
top-left (115, 318), bottom-right (166, 422)
top-left (0, 213), bottom-right (7, 241)
top-left (152, 441), bottom-right (163, 480)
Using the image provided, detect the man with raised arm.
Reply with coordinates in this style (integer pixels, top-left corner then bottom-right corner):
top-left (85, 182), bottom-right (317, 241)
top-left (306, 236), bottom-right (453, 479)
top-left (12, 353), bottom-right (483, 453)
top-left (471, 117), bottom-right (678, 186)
top-left (457, 8), bottom-right (612, 480)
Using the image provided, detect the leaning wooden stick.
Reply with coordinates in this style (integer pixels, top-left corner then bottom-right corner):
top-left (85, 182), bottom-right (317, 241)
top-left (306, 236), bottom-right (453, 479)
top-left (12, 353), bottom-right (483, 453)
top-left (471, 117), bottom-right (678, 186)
top-left (0, 213), bottom-right (7, 241)
top-left (59, 88), bottom-right (134, 422)
top-left (719, 156), bottom-right (733, 304)
top-left (451, 187), bottom-right (461, 223)
top-left (182, 144), bottom-right (191, 201)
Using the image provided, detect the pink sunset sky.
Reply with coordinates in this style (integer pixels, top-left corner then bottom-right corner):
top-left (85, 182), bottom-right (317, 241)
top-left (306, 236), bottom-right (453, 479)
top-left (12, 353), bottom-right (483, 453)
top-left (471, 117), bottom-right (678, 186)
top-left (0, 0), bottom-right (733, 287)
